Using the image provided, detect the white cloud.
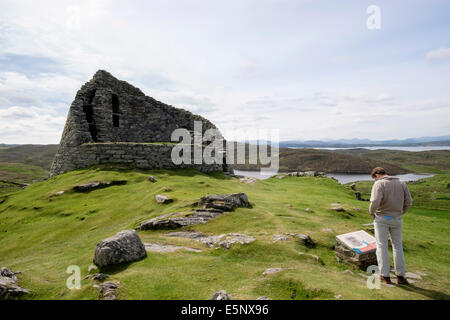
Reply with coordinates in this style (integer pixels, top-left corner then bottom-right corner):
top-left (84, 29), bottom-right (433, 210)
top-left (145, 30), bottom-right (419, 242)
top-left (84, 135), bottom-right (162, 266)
top-left (0, 1), bottom-right (449, 143)
top-left (0, 106), bottom-right (66, 144)
top-left (426, 48), bottom-right (450, 61)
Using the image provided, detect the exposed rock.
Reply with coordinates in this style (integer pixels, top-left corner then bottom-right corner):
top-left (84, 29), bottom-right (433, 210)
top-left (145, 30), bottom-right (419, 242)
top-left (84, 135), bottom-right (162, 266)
top-left (148, 176), bottom-right (157, 183)
top-left (350, 183), bottom-right (356, 191)
top-left (0, 267), bottom-right (29, 298)
top-left (256, 296), bottom-right (271, 300)
top-left (331, 206), bottom-right (346, 212)
top-left (272, 234), bottom-right (290, 242)
top-left (85, 273), bottom-right (109, 281)
top-left (199, 193), bottom-right (250, 211)
top-left (140, 209), bottom-right (224, 230)
top-left (305, 208), bottom-right (313, 213)
top-left (0, 267), bottom-right (19, 282)
top-left (73, 180), bottom-right (127, 193)
top-left (236, 176), bottom-right (257, 184)
top-left (49, 190), bottom-right (65, 197)
top-left (262, 268), bottom-right (284, 275)
top-left (211, 290), bottom-right (230, 300)
top-left (405, 272), bottom-right (423, 280)
top-left (88, 265), bottom-right (98, 273)
top-left (141, 193), bottom-right (249, 230)
top-left (355, 192), bottom-right (369, 202)
top-left (144, 243), bottom-right (202, 253)
top-left (94, 281), bottom-right (119, 300)
top-left (155, 194), bottom-right (173, 204)
top-left (164, 230), bottom-right (207, 240)
top-left (343, 269), bottom-right (354, 275)
top-left (217, 233), bottom-right (256, 249)
top-left (298, 252), bottom-right (324, 265)
top-left (287, 233), bottom-right (316, 248)
top-left (165, 231), bottom-right (255, 249)
top-left (93, 230), bottom-right (147, 268)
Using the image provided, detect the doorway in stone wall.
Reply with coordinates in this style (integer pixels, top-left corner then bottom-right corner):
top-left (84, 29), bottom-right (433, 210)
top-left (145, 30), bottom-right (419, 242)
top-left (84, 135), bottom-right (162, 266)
top-left (83, 89), bottom-right (98, 141)
top-left (112, 94), bottom-right (120, 127)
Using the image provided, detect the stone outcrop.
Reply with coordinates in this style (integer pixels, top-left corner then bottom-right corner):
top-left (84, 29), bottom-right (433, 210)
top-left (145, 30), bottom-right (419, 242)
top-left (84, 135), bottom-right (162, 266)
top-left (140, 193), bottom-right (250, 230)
top-left (72, 180), bottom-right (127, 192)
top-left (93, 230), bottom-right (147, 268)
top-left (164, 231), bottom-right (256, 249)
top-left (198, 193), bottom-right (250, 211)
top-left (144, 243), bottom-right (202, 253)
top-left (0, 267), bottom-right (29, 298)
top-left (211, 290), bottom-right (230, 300)
top-left (50, 70), bottom-right (233, 176)
top-left (155, 195), bottom-right (173, 204)
top-left (94, 281), bottom-right (119, 300)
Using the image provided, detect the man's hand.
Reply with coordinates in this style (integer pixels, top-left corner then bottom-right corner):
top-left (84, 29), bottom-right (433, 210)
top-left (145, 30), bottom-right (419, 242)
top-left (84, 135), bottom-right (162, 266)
top-left (371, 214), bottom-right (376, 221)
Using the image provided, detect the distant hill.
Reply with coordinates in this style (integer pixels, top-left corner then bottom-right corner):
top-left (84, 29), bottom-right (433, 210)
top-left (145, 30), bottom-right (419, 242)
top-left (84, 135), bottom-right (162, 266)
top-left (0, 144), bottom-right (59, 170)
top-left (0, 144), bottom-right (59, 183)
top-left (232, 145), bottom-right (409, 174)
top-left (334, 149), bottom-right (450, 174)
top-left (278, 135), bottom-right (450, 148)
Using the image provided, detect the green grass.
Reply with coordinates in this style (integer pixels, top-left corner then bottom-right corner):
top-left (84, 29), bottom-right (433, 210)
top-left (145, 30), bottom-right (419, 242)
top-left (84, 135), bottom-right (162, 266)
top-left (0, 162), bottom-right (49, 183)
top-left (0, 165), bottom-right (448, 300)
top-left (348, 174), bottom-right (450, 211)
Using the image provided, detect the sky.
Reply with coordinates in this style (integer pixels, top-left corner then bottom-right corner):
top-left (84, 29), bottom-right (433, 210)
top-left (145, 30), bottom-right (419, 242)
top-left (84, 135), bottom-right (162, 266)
top-left (0, 0), bottom-right (449, 144)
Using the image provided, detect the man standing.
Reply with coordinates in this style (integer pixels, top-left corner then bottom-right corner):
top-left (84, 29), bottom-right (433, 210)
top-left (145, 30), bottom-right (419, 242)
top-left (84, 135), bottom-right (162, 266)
top-left (369, 167), bottom-right (413, 285)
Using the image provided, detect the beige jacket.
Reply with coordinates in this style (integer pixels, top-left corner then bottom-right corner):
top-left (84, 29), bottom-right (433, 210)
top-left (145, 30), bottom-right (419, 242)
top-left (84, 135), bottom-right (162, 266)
top-left (369, 176), bottom-right (413, 218)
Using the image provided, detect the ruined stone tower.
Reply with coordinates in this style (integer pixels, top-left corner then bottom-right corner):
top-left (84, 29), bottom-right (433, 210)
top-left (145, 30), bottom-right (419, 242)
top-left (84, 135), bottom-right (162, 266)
top-left (50, 70), bottom-right (232, 176)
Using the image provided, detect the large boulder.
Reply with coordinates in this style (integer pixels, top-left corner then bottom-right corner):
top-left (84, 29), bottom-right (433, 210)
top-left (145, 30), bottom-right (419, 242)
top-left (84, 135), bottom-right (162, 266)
top-left (199, 193), bottom-right (250, 211)
top-left (73, 180), bottom-right (127, 193)
top-left (93, 230), bottom-right (147, 268)
top-left (155, 195), bottom-right (173, 204)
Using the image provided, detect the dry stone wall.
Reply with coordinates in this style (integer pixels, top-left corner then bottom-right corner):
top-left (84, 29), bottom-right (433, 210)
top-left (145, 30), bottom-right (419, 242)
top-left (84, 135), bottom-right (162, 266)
top-left (51, 143), bottom-right (224, 175)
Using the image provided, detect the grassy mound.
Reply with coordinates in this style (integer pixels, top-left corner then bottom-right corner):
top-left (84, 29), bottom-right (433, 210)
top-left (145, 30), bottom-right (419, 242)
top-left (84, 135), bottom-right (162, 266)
top-left (0, 166), bottom-right (448, 300)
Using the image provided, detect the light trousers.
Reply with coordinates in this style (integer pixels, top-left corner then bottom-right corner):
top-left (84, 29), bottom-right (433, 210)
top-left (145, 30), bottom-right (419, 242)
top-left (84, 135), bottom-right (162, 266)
top-left (373, 215), bottom-right (406, 277)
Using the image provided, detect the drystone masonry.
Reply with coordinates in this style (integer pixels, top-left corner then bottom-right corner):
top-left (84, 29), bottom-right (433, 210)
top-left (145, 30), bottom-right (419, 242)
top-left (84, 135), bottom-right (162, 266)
top-left (50, 70), bottom-right (232, 176)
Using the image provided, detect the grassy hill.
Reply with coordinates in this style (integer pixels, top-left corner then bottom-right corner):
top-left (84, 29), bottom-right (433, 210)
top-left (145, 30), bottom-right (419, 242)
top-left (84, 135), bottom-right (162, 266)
top-left (0, 165), bottom-right (448, 300)
top-left (0, 144), bottom-right (58, 183)
top-left (231, 144), bottom-right (410, 174)
top-left (336, 149), bottom-right (450, 174)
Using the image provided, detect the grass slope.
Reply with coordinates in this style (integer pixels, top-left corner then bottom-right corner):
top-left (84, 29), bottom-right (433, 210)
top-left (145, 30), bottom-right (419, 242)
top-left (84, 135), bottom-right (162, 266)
top-left (232, 145), bottom-right (409, 174)
top-left (0, 166), bottom-right (448, 300)
top-left (336, 149), bottom-right (450, 174)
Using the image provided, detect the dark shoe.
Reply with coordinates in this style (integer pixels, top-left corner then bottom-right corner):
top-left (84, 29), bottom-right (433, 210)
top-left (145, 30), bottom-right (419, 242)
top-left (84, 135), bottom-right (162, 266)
top-left (396, 276), bottom-right (410, 285)
top-left (380, 276), bottom-right (392, 285)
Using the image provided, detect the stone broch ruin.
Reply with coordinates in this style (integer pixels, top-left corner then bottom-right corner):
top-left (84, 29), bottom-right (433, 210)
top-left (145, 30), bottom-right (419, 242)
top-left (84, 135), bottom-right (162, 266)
top-left (50, 70), bottom-right (232, 176)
